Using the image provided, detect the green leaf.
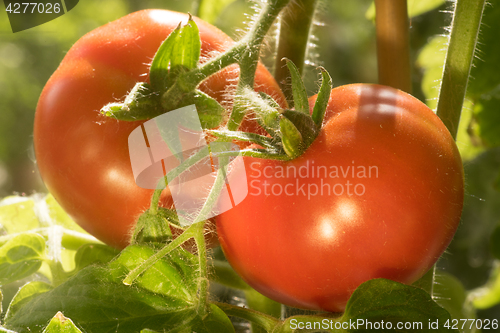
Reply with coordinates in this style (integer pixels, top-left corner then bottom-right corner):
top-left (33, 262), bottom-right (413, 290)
top-left (343, 279), bottom-right (458, 332)
top-left (433, 272), bottom-right (476, 333)
top-left (198, 0), bottom-right (238, 24)
top-left (5, 244), bottom-right (201, 333)
top-left (0, 197), bottom-right (40, 235)
top-left (366, 0), bottom-right (445, 20)
top-left (4, 281), bottom-right (53, 322)
top-left (284, 59), bottom-right (309, 113)
top-left (42, 312), bottom-right (82, 333)
top-left (469, 262), bottom-right (500, 310)
top-left (311, 67), bottom-right (332, 128)
top-left (73, 243), bottom-right (119, 271)
top-left (190, 304), bottom-right (235, 333)
top-left (108, 245), bottom-right (198, 303)
top-left (0, 233), bottom-right (46, 285)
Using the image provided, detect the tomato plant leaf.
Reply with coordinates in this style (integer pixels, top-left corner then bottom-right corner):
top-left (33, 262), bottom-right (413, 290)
top-left (4, 244), bottom-right (202, 333)
top-left (108, 245), bottom-right (198, 302)
top-left (343, 278), bottom-right (458, 332)
top-left (73, 243), bottom-right (119, 272)
top-left (4, 281), bottom-right (53, 323)
top-left (469, 263), bottom-right (500, 310)
top-left (0, 196), bottom-right (40, 235)
top-left (0, 234), bottom-right (46, 285)
top-left (42, 312), bottom-right (82, 333)
top-left (284, 59), bottom-right (309, 114)
top-left (433, 272), bottom-right (476, 333)
top-left (189, 304), bottom-right (235, 333)
top-left (311, 67), bottom-right (332, 128)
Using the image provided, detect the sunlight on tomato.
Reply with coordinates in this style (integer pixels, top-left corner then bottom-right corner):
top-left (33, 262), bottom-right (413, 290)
top-left (216, 84), bottom-right (464, 312)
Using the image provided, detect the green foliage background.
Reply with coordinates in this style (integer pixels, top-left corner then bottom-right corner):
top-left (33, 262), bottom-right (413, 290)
top-left (1, 0), bottom-right (500, 330)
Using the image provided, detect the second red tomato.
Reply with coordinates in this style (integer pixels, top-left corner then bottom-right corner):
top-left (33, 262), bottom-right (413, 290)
top-left (216, 84), bottom-right (464, 312)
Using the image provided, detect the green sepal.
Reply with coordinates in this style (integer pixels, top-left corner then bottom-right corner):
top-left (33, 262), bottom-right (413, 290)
top-left (282, 109), bottom-right (318, 147)
top-left (279, 115), bottom-right (304, 159)
top-left (284, 58), bottom-right (309, 113)
top-left (4, 281), bottom-right (53, 323)
top-left (150, 24), bottom-right (181, 94)
top-left (179, 90), bottom-right (225, 129)
top-left (311, 67), bottom-right (332, 128)
top-left (150, 16), bottom-right (201, 95)
top-left (209, 130), bottom-right (276, 149)
top-left (100, 82), bottom-right (162, 121)
top-left (131, 208), bottom-right (179, 245)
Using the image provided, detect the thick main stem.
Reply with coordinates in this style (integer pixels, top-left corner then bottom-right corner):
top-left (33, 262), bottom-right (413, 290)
top-left (274, 0), bottom-right (318, 105)
top-left (436, 0), bottom-right (486, 139)
top-left (374, 0), bottom-right (412, 93)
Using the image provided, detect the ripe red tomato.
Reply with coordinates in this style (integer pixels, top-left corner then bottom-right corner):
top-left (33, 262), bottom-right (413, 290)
top-left (34, 9), bottom-right (286, 249)
top-left (216, 84), bottom-right (464, 312)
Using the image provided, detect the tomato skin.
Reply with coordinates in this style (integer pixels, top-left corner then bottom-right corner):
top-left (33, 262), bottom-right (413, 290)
top-left (216, 84), bottom-right (464, 312)
top-left (34, 9), bottom-right (285, 249)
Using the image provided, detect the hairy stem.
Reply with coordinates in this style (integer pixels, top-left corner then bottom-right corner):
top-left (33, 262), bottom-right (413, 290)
top-left (122, 222), bottom-right (200, 285)
top-left (227, 0), bottom-right (292, 130)
top-left (274, 0), bottom-right (319, 105)
top-left (436, 0), bottom-right (486, 139)
top-left (192, 222), bottom-right (209, 316)
top-left (374, 0), bottom-right (412, 93)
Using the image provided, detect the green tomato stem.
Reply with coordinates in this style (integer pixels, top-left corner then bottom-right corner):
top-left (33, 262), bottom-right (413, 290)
top-left (436, 0), bottom-right (486, 139)
top-left (274, 0), bottom-right (319, 105)
top-left (374, 0), bottom-right (412, 93)
top-left (227, 0), bottom-right (292, 131)
top-left (192, 222), bottom-right (209, 317)
top-left (149, 188), bottom-right (163, 214)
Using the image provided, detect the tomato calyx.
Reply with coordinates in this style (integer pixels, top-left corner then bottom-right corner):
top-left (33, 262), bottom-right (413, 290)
top-left (100, 16), bottom-right (226, 129)
top-left (209, 63), bottom-right (332, 160)
top-left (131, 207), bottom-right (174, 244)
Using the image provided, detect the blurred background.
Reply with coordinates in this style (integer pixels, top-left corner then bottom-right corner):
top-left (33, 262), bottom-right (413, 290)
top-left (1, 0), bottom-right (500, 326)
